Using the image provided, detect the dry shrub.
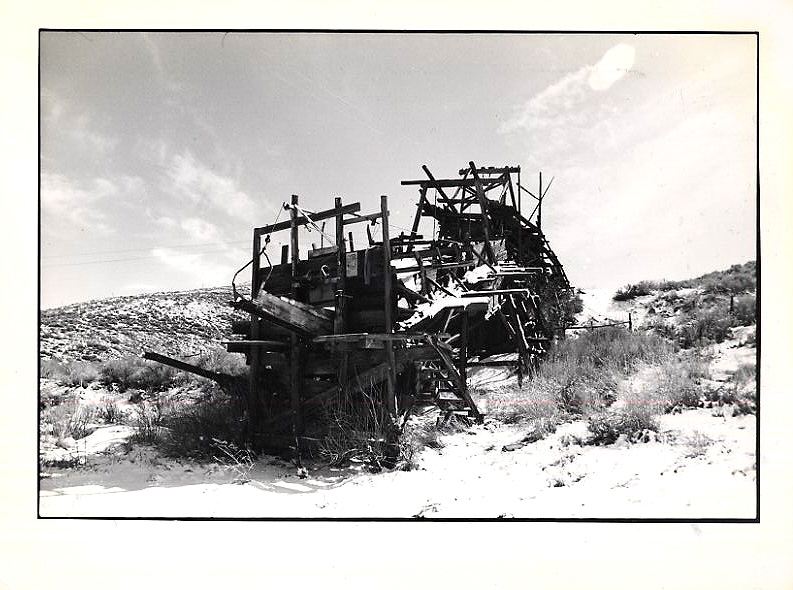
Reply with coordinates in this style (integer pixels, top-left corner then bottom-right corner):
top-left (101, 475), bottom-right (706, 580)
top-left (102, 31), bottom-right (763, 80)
top-left (656, 356), bottom-right (709, 410)
top-left (41, 397), bottom-right (95, 443)
top-left (587, 388), bottom-right (662, 445)
top-left (483, 375), bottom-right (563, 424)
top-left (319, 383), bottom-right (391, 469)
top-left (211, 438), bottom-right (256, 483)
top-left (732, 295), bottom-right (756, 326)
top-left (195, 346), bottom-right (248, 377)
top-left (131, 396), bottom-right (173, 445)
top-left (678, 309), bottom-right (733, 348)
top-left (160, 393), bottom-right (244, 459)
top-left (484, 329), bottom-right (674, 424)
top-left (101, 356), bottom-right (182, 392)
top-left (613, 282), bottom-right (653, 301)
top-left (398, 418), bottom-right (445, 471)
top-left (97, 397), bottom-right (125, 424)
top-left (720, 363), bottom-right (756, 415)
top-left (40, 359), bottom-right (101, 387)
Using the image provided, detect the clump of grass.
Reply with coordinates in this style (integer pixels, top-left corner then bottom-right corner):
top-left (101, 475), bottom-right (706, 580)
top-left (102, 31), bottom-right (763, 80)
top-left (398, 418), bottom-right (445, 471)
top-left (97, 396), bottom-right (125, 424)
top-left (41, 397), bottom-right (95, 443)
top-left (684, 431), bottom-right (714, 459)
top-left (656, 355), bottom-right (710, 410)
top-left (131, 396), bottom-right (173, 445)
top-left (644, 317), bottom-right (678, 341)
top-left (718, 362), bottom-right (757, 415)
top-left (587, 386), bottom-right (663, 445)
top-left (211, 438), bottom-right (257, 483)
top-left (732, 362), bottom-right (756, 384)
top-left (483, 375), bottom-right (564, 424)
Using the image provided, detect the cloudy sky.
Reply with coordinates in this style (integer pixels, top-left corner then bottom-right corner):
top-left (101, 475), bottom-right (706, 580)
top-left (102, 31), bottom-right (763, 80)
top-left (40, 32), bottom-right (756, 308)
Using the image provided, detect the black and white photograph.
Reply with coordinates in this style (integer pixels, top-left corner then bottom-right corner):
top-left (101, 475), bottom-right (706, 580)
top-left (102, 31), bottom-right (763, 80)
top-left (36, 31), bottom-right (760, 520)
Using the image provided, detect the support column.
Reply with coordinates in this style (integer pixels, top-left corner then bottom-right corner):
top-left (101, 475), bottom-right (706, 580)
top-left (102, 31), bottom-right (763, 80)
top-left (248, 230), bottom-right (262, 440)
top-left (381, 195), bottom-right (396, 417)
top-left (289, 195), bottom-right (303, 436)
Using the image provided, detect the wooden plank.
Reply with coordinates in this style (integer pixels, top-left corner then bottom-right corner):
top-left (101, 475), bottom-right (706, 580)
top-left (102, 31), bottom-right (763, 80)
top-left (255, 202), bottom-right (361, 235)
top-left (231, 292), bottom-right (332, 337)
top-left (461, 289), bottom-right (532, 297)
top-left (395, 282), bottom-right (431, 304)
top-left (342, 211), bottom-right (383, 226)
top-left (401, 178), bottom-right (506, 188)
top-left (308, 245), bottom-right (337, 258)
top-left (222, 340), bottom-right (288, 350)
top-left (395, 260), bottom-right (476, 274)
top-left (422, 165), bottom-right (457, 213)
top-left (458, 166), bottom-right (520, 175)
top-left (313, 332), bottom-right (450, 343)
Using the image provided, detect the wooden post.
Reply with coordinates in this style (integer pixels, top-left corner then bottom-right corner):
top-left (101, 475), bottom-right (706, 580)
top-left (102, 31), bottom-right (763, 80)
top-left (289, 195), bottom-right (303, 435)
top-left (382, 195), bottom-right (398, 466)
top-left (248, 230), bottom-right (262, 439)
top-left (459, 309), bottom-right (469, 395)
top-left (334, 197), bottom-right (347, 335)
top-left (730, 295), bottom-right (735, 315)
top-left (406, 187), bottom-right (427, 254)
top-left (517, 168), bottom-right (521, 216)
top-left (468, 162), bottom-right (497, 263)
top-left (381, 195), bottom-right (396, 417)
top-left (538, 172), bottom-right (543, 231)
top-left (628, 312), bottom-right (633, 331)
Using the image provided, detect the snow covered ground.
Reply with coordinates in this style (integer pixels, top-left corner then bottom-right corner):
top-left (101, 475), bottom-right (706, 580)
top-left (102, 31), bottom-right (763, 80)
top-left (39, 405), bottom-right (756, 518)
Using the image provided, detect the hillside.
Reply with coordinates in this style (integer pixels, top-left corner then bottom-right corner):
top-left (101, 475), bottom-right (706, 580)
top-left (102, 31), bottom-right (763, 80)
top-left (40, 286), bottom-right (247, 362)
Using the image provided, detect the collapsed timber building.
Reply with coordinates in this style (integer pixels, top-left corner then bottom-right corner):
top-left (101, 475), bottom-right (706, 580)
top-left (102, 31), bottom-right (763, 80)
top-left (146, 161), bottom-right (573, 451)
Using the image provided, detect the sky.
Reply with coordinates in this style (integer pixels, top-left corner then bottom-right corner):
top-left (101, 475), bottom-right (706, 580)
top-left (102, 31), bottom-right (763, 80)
top-left (39, 32), bottom-right (757, 308)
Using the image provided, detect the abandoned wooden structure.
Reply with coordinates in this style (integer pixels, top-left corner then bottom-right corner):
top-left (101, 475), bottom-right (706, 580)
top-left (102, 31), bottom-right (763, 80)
top-left (146, 161), bottom-right (573, 451)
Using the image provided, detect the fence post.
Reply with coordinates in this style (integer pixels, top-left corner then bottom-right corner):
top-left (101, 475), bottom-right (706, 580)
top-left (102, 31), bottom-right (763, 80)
top-left (628, 312), bottom-right (632, 331)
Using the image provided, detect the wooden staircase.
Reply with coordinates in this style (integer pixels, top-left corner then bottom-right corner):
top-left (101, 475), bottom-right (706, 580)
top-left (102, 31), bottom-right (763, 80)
top-left (414, 334), bottom-right (483, 423)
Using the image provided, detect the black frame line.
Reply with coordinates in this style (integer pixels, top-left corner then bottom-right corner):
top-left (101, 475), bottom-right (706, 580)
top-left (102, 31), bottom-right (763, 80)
top-left (37, 29), bottom-right (760, 523)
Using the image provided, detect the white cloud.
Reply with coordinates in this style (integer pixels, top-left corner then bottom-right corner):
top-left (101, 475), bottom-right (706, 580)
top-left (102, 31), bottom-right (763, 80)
top-left (151, 247), bottom-right (230, 284)
top-left (180, 217), bottom-right (222, 242)
top-left (155, 216), bottom-right (178, 229)
top-left (588, 44), bottom-right (636, 91)
top-left (499, 43), bottom-right (636, 135)
top-left (165, 151), bottom-right (257, 221)
top-left (41, 173), bottom-right (117, 234)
